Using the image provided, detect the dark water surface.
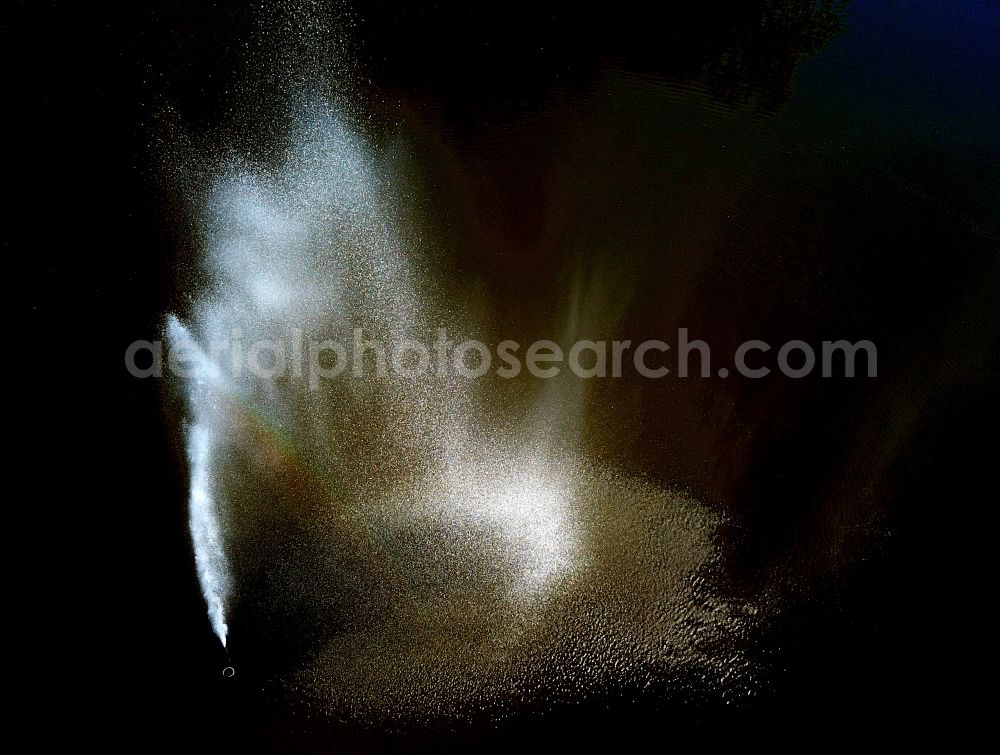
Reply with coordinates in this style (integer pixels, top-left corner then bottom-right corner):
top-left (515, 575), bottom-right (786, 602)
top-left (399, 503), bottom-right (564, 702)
top-left (8, 0), bottom-right (999, 749)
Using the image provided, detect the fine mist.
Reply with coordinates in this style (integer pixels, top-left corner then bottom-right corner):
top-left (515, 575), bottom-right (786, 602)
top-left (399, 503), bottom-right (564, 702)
top-left (164, 2), bottom-right (765, 723)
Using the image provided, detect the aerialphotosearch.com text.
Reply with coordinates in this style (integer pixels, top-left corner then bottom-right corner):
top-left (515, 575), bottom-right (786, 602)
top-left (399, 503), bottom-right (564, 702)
top-left (126, 327), bottom-right (877, 387)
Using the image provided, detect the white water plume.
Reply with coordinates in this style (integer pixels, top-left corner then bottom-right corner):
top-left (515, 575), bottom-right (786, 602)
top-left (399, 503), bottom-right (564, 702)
top-left (161, 10), bottom-right (765, 712)
top-left (167, 316), bottom-right (231, 648)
